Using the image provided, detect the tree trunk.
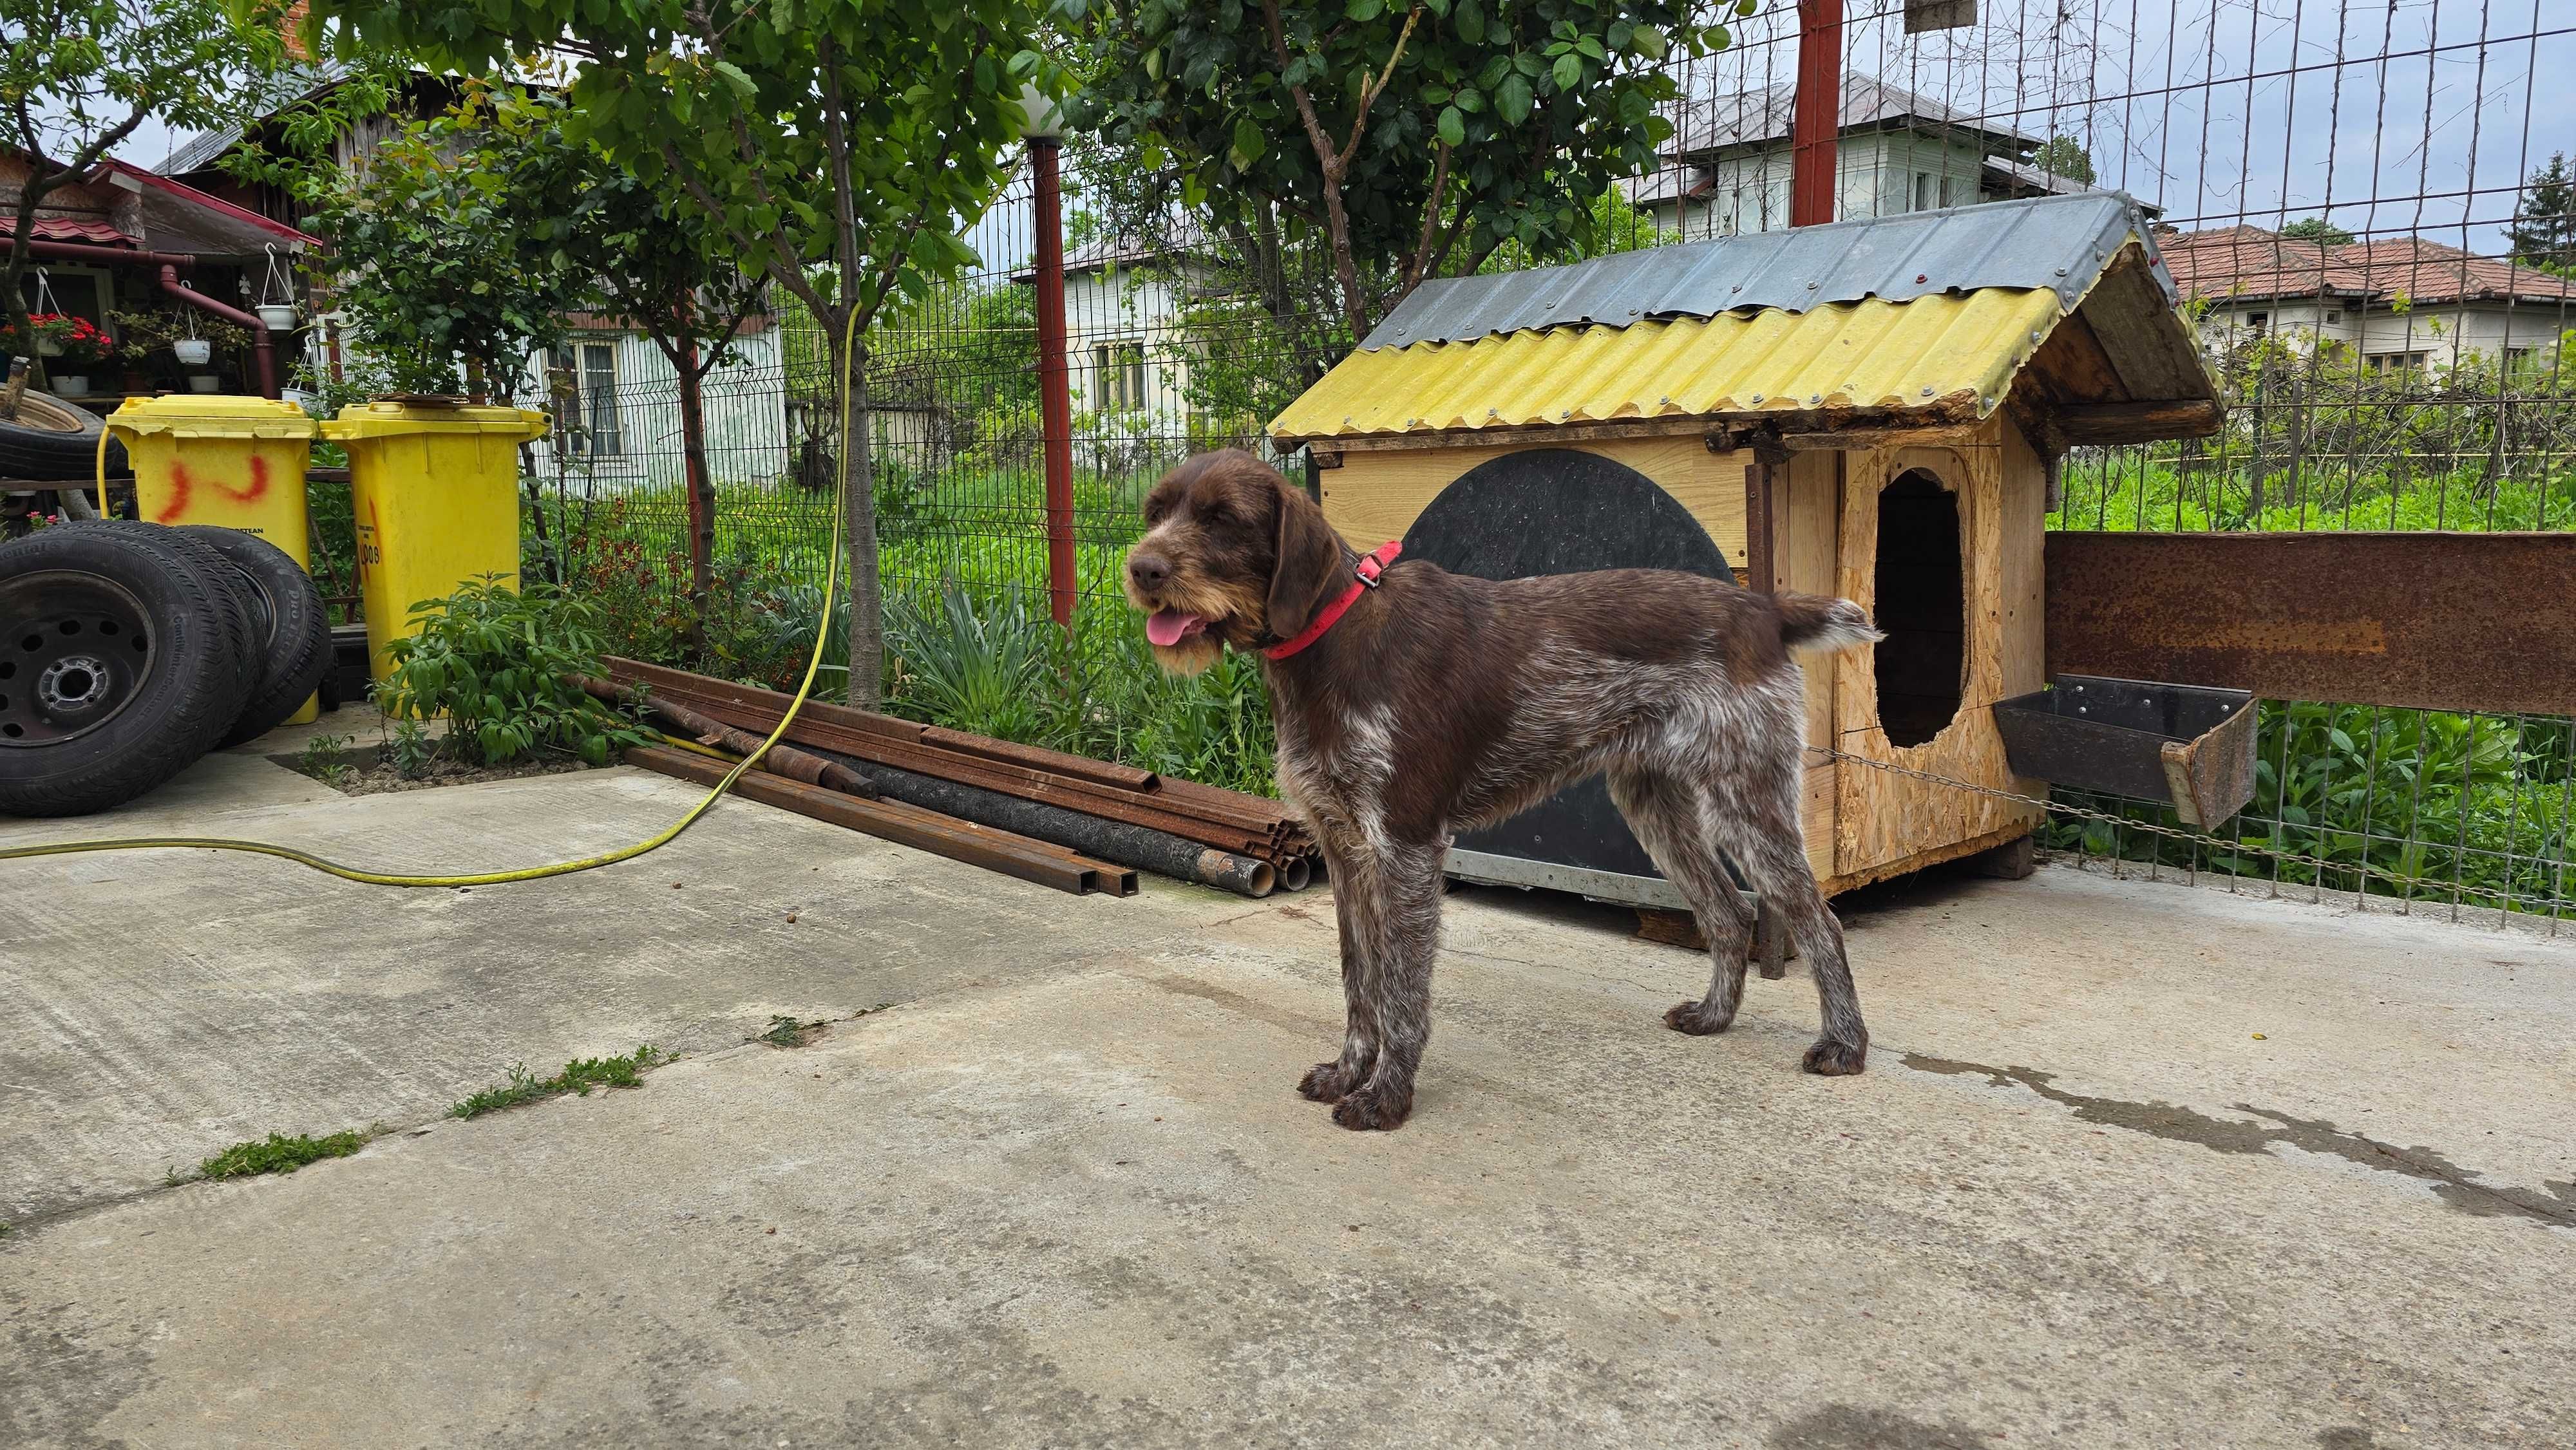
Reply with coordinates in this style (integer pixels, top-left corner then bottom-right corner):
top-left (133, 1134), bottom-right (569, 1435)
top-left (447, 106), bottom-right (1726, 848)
top-left (677, 335), bottom-right (716, 610)
top-left (4, 201), bottom-right (53, 391)
top-left (832, 326), bottom-right (884, 708)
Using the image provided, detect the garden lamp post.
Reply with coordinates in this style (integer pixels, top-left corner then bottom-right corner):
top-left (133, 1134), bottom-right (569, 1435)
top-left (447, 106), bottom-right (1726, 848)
top-left (1023, 84), bottom-right (1077, 628)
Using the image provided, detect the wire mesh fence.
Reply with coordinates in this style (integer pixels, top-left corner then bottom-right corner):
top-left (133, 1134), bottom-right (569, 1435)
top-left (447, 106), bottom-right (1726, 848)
top-left (522, 0), bottom-right (2575, 926)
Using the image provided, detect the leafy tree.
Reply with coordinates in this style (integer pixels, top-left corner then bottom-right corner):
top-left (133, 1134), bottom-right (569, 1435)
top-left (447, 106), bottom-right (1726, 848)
top-left (307, 1), bottom-right (1063, 706)
top-left (289, 82), bottom-right (594, 401)
top-left (2029, 134), bottom-right (2094, 185)
top-left (2280, 217), bottom-right (2356, 246)
top-left (2504, 152), bottom-right (2576, 276)
top-left (484, 83), bottom-right (770, 602)
top-left (1069, 0), bottom-right (1742, 349)
top-left (0, 0), bottom-right (298, 384)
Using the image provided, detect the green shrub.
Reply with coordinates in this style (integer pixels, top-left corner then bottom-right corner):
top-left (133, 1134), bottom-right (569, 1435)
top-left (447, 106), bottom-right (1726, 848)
top-left (374, 576), bottom-right (651, 767)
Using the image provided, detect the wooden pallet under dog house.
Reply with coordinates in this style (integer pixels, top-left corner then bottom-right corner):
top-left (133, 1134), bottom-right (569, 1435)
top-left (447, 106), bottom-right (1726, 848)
top-left (1267, 193), bottom-right (2223, 904)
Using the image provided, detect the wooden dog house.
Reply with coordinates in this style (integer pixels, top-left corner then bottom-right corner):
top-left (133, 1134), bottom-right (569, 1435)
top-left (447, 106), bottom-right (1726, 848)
top-left (1267, 194), bottom-right (2220, 903)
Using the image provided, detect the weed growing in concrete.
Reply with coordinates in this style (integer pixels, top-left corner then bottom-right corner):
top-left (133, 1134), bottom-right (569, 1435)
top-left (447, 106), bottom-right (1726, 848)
top-left (759, 1015), bottom-right (826, 1048)
top-left (299, 732), bottom-right (357, 790)
top-left (450, 1046), bottom-right (667, 1120)
top-left (198, 1129), bottom-right (372, 1180)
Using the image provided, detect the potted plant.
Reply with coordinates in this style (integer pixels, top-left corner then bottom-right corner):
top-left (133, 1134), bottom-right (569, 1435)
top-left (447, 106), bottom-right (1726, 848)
top-left (2, 312), bottom-right (77, 360)
top-left (44, 317), bottom-right (114, 397)
top-left (173, 316), bottom-right (251, 391)
top-left (108, 308), bottom-right (180, 390)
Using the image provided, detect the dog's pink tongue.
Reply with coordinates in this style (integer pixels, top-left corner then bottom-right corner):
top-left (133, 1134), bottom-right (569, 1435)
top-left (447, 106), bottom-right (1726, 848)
top-left (1146, 610), bottom-right (1200, 646)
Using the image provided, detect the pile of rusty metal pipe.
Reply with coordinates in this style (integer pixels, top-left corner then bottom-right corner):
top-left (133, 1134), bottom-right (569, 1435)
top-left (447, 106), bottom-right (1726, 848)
top-left (601, 658), bottom-right (1318, 898)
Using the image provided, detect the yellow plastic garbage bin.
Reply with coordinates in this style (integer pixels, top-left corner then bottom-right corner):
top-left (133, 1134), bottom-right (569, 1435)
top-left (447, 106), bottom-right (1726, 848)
top-left (320, 400), bottom-right (548, 679)
top-left (108, 394), bottom-right (324, 723)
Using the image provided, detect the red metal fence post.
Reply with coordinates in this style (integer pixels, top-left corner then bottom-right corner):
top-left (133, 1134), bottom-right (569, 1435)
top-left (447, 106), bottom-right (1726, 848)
top-left (1790, 0), bottom-right (1843, 227)
top-left (1032, 134), bottom-right (1078, 628)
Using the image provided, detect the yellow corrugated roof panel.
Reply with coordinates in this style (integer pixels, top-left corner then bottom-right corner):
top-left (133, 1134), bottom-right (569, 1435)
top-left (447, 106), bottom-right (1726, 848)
top-left (1268, 287), bottom-right (2063, 443)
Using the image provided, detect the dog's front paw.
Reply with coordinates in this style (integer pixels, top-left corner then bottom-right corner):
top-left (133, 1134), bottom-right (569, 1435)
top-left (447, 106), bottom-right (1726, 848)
top-left (1801, 1037), bottom-right (1868, 1076)
top-left (1298, 1061), bottom-right (1361, 1102)
top-left (1330, 1086), bottom-right (1411, 1131)
top-left (1663, 999), bottom-right (1736, 1035)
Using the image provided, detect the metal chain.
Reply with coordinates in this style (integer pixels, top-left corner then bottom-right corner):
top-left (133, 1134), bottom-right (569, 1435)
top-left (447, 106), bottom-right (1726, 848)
top-left (1806, 745), bottom-right (2530, 913)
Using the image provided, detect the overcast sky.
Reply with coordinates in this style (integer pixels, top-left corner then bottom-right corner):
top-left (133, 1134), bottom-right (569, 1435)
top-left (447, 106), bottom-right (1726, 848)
top-left (104, 0), bottom-right (2570, 265)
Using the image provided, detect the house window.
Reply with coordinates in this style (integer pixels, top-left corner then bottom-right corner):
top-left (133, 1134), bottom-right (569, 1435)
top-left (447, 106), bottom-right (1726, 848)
top-left (1913, 171), bottom-right (1936, 211)
top-left (1762, 176), bottom-right (1791, 231)
top-left (1094, 341), bottom-right (1146, 413)
top-left (2324, 310), bottom-right (2342, 324)
top-left (1938, 173), bottom-right (1956, 207)
top-left (2245, 312), bottom-right (2269, 334)
top-left (2368, 351), bottom-right (2428, 378)
top-left (18, 267), bottom-right (111, 326)
top-left (550, 341), bottom-right (623, 456)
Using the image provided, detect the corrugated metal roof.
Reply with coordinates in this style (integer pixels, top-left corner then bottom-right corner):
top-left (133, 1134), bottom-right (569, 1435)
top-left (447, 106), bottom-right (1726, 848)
top-left (1271, 288), bottom-right (2062, 442)
top-left (1362, 193), bottom-right (2164, 350)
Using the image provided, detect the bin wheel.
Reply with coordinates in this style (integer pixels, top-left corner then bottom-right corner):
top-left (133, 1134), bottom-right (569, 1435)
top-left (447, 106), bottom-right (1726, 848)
top-left (173, 525), bottom-right (333, 747)
top-left (0, 523), bottom-right (253, 817)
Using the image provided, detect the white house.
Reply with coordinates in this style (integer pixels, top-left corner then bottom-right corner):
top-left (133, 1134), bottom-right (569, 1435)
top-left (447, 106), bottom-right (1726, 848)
top-left (2157, 225), bottom-right (2576, 375)
top-left (1014, 229), bottom-right (1209, 426)
top-left (1622, 73), bottom-right (2146, 240)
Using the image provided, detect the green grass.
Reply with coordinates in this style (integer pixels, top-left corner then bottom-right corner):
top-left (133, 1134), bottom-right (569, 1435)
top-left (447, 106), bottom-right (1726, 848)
top-left (450, 1046), bottom-right (668, 1120)
top-left (197, 1129), bottom-right (374, 1180)
top-left (2052, 458), bottom-right (2576, 534)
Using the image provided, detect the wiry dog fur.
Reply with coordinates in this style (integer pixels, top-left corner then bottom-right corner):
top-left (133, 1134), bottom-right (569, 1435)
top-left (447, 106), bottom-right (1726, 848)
top-left (1124, 449), bottom-right (1885, 1130)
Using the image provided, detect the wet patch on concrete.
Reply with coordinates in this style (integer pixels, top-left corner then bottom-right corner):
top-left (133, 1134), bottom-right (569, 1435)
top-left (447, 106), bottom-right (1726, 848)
top-left (1902, 1054), bottom-right (2576, 1229)
top-left (2316, 1429), bottom-right (2382, 1449)
top-left (1768, 1403), bottom-right (1997, 1448)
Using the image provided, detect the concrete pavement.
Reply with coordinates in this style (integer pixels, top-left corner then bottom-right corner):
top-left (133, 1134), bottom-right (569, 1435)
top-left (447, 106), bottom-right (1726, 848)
top-left (4, 739), bottom-right (2573, 1447)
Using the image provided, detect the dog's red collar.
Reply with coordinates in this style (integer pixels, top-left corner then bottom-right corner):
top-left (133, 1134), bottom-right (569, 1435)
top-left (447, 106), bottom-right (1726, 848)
top-left (1263, 541), bottom-right (1402, 661)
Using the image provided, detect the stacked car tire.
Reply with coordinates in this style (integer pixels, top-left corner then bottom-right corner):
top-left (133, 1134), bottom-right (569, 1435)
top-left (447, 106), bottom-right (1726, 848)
top-left (0, 520), bottom-right (332, 817)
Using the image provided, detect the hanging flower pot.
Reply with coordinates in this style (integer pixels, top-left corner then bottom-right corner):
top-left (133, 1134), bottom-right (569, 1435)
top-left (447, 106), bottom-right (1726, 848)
top-left (173, 338), bottom-right (213, 366)
top-left (52, 374), bottom-right (90, 397)
top-left (256, 304), bottom-right (298, 332)
top-left (186, 374), bottom-right (222, 393)
top-left (35, 335), bottom-right (64, 357)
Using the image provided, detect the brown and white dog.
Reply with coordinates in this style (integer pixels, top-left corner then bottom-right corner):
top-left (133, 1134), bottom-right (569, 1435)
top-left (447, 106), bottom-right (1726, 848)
top-left (1124, 449), bottom-right (1884, 1130)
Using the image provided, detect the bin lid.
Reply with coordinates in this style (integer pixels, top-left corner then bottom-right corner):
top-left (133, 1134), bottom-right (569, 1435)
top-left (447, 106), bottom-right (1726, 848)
top-left (108, 394), bottom-right (320, 439)
top-left (319, 400), bottom-right (549, 442)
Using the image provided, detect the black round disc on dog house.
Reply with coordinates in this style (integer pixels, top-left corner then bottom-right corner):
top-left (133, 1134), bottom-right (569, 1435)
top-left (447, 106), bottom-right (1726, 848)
top-left (1401, 448), bottom-right (1736, 890)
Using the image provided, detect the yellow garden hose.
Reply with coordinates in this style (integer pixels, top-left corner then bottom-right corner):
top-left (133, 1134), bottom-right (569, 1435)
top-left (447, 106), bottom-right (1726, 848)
top-left (1, 310), bottom-right (861, 887)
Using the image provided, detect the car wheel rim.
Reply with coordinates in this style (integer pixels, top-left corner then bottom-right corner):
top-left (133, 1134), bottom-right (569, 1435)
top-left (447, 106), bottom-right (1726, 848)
top-left (0, 570), bottom-right (155, 746)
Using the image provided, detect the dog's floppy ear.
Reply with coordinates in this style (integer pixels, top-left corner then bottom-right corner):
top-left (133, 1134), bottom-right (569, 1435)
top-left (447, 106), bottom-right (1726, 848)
top-left (1265, 471), bottom-right (1348, 642)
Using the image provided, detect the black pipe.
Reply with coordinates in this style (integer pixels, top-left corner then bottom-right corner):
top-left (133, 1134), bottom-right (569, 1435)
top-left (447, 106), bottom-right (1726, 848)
top-left (808, 744), bottom-right (1278, 898)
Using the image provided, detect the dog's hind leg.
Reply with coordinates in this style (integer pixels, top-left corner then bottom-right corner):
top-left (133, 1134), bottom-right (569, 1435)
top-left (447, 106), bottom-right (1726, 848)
top-left (1330, 840), bottom-right (1446, 1131)
top-left (1298, 832), bottom-right (1381, 1105)
top-left (1724, 794), bottom-right (1868, 1076)
top-left (1609, 765), bottom-right (1754, 1036)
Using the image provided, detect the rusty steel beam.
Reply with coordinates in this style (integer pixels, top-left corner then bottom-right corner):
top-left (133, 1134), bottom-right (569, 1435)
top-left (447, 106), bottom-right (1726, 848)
top-left (626, 746), bottom-right (1136, 896)
top-left (2045, 531), bottom-right (2576, 716)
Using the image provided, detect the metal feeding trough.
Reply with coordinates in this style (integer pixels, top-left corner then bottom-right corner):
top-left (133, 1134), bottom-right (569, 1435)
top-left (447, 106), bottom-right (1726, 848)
top-left (1993, 675), bottom-right (2257, 829)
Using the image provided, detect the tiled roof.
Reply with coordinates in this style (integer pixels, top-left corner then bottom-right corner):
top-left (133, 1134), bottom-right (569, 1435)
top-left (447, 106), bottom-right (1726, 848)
top-left (30, 216), bottom-right (132, 245)
top-left (2159, 226), bottom-right (2576, 306)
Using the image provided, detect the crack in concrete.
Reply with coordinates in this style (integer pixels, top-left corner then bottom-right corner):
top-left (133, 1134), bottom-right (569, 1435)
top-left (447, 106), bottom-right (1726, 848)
top-left (1902, 1053), bottom-right (2576, 1229)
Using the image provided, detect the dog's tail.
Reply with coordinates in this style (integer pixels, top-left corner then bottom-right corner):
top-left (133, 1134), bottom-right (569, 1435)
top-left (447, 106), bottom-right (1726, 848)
top-left (1774, 591), bottom-right (1884, 654)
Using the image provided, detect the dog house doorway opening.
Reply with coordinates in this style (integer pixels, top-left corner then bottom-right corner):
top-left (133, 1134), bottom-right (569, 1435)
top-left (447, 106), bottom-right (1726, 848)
top-left (1871, 468), bottom-right (1965, 748)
